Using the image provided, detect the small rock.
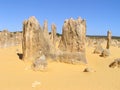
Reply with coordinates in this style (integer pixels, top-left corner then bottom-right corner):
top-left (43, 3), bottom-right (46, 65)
top-left (32, 81), bottom-right (41, 88)
top-left (24, 66), bottom-right (31, 70)
top-left (32, 54), bottom-right (48, 71)
top-left (101, 49), bottom-right (110, 57)
top-left (109, 58), bottom-right (120, 68)
top-left (83, 67), bottom-right (95, 72)
top-left (94, 45), bottom-right (104, 54)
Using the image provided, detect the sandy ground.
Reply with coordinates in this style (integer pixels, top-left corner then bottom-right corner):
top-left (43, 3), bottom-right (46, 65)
top-left (0, 45), bottom-right (120, 90)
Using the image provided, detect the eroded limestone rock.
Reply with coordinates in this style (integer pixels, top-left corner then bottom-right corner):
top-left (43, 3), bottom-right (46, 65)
top-left (58, 17), bottom-right (87, 64)
top-left (43, 20), bottom-right (49, 37)
top-left (109, 58), bottom-right (120, 68)
top-left (22, 16), bottom-right (51, 61)
top-left (59, 17), bottom-right (86, 52)
top-left (32, 54), bottom-right (47, 71)
top-left (22, 16), bottom-right (87, 64)
top-left (94, 45), bottom-right (104, 54)
top-left (101, 49), bottom-right (110, 57)
top-left (50, 24), bottom-right (57, 46)
top-left (106, 30), bottom-right (112, 49)
top-left (0, 30), bottom-right (22, 48)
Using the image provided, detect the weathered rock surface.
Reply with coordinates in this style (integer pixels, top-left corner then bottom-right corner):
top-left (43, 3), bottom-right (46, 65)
top-left (0, 30), bottom-right (22, 48)
top-left (94, 45), bottom-right (104, 54)
top-left (57, 51), bottom-right (87, 64)
top-left (106, 30), bottom-right (112, 49)
top-left (43, 20), bottom-right (56, 55)
top-left (50, 24), bottom-right (57, 46)
top-left (32, 54), bottom-right (47, 71)
top-left (58, 17), bottom-right (87, 64)
top-left (22, 16), bottom-right (52, 61)
top-left (109, 58), bottom-right (120, 68)
top-left (59, 17), bottom-right (86, 52)
top-left (43, 20), bottom-right (49, 37)
top-left (101, 49), bottom-right (110, 57)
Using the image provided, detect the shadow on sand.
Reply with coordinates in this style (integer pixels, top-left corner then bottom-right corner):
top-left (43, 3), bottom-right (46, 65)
top-left (17, 53), bottom-right (23, 60)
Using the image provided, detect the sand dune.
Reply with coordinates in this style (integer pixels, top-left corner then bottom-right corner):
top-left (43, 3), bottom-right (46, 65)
top-left (0, 45), bottom-right (120, 90)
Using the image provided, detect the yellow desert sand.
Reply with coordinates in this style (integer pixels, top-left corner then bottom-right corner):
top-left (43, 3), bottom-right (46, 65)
top-left (0, 44), bottom-right (120, 90)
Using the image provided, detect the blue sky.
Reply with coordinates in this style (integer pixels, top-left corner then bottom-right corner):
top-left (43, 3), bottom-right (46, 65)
top-left (0, 0), bottom-right (120, 36)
